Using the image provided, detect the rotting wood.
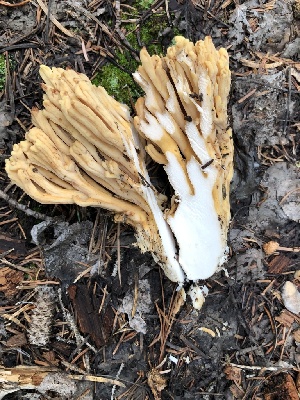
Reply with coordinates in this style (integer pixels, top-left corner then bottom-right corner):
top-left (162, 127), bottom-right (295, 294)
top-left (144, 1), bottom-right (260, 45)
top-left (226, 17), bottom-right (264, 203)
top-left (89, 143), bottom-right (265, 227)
top-left (275, 310), bottom-right (296, 328)
top-left (0, 267), bottom-right (23, 297)
top-left (0, 234), bottom-right (26, 258)
top-left (68, 283), bottom-right (115, 348)
top-left (264, 373), bottom-right (299, 400)
top-left (267, 255), bottom-right (292, 274)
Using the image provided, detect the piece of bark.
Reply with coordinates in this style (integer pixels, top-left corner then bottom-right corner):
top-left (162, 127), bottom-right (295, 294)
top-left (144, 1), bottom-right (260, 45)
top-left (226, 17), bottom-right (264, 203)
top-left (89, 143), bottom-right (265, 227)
top-left (0, 235), bottom-right (27, 258)
top-left (42, 351), bottom-right (59, 366)
top-left (293, 328), bottom-right (300, 342)
top-left (148, 368), bottom-right (167, 400)
top-left (51, 341), bottom-right (72, 357)
top-left (267, 255), bottom-right (291, 274)
top-left (0, 366), bottom-right (56, 399)
top-left (0, 267), bottom-right (23, 297)
top-left (5, 332), bottom-right (27, 348)
top-left (229, 383), bottom-right (244, 399)
top-left (275, 310), bottom-right (295, 328)
top-left (28, 286), bottom-right (56, 346)
top-left (296, 372), bottom-right (300, 392)
top-left (68, 283), bottom-right (114, 348)
top-left (264, 373), bottom-right (298, 400)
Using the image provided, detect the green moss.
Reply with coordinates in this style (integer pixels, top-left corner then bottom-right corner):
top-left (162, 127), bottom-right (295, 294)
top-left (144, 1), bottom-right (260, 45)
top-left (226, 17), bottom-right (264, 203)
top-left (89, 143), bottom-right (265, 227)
top-left (92, 5), bottom-right (171, 107)
top-left (138, 0), bottom-right (154, 9)
top-left (92, 65), bottom-right (143, 106)
top-left (91, 0), bottom-right (184, 107)
top-left (0, 54), bottom-right (6, 91)
top-left (0, 55), bottom-right (16, 92)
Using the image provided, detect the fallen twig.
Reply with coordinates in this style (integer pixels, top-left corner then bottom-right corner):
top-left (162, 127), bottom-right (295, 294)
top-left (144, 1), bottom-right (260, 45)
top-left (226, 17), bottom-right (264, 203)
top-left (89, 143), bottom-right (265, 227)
top-left (0, 365), bottom-right (125, 399)
top-left (228, 363), bottom-right (300, 372)
top-left (34, 0), bottom-right (77, 38)
top-left (70, 373), bottom-right (125, 387)
top-left (0, 188), bottom-right (54, 221)
top-left (0, 0), bottom-right (31, 6)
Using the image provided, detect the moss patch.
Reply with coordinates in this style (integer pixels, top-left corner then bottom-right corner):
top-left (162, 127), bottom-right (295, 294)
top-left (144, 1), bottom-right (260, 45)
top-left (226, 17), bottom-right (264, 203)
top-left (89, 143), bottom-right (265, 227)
top-left (0, 54), bottom-right (6, 91)
top-left (91, 4), bottom-right (171, 106)
top-left (92, 63), bottom-right (142, 107)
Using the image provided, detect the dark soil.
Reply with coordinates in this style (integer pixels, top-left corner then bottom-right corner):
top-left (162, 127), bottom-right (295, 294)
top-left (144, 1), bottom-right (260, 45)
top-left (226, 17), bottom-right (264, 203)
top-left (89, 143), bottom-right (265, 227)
top-left (0, 1), bottom-right (299, 399)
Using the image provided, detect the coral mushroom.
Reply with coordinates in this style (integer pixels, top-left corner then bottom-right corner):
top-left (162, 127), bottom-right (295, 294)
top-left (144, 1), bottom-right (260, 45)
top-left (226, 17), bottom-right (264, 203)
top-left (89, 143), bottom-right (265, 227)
top-left (5, 36), bottom-right (233, 285)
top-left (133, 36), bottom-right (233, 279)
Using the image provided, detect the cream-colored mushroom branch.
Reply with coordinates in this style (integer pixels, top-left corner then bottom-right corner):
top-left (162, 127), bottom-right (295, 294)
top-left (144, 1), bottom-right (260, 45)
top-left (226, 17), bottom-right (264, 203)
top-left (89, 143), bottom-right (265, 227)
top-left (5, 36), bottom-right (233, 285)
top-left (133, 36), bottom-right (233, 280)
top-left (5, 65), bottom-right (184, 283)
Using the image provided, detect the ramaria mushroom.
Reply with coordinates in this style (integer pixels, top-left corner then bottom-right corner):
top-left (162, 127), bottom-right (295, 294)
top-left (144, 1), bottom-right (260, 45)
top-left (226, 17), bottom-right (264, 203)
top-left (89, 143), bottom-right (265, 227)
top-left (133, 36), bottom-right (233, 280)
top-left (5, 36), bottom-right (233, 287)
top-left (5, 65), bottom-right (184, 283)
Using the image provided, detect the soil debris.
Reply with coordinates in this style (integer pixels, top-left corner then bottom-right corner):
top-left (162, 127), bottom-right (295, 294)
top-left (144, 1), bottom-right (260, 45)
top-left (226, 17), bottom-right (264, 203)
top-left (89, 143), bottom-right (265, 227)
top-left (0, 0), bottom-right (299, 398)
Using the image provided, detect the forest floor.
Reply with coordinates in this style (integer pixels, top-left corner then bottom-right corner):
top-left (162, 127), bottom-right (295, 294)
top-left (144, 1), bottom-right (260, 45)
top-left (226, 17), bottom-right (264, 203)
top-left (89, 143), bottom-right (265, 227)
top-left (0, 0), bottom-right (299, 399)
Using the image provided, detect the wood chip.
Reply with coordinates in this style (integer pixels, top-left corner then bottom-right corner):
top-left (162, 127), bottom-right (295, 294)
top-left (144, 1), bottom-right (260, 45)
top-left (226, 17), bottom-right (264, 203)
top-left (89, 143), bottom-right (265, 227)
top-left (0, 234), bottom-right (27, 258)
top-left (267, 255), bottom-right (291, 274)
top-left (229, 383), bottom-right (244, 399)
top-left (293, 328), bottom-right (300, 342)
top-left (70, 374), bottom-right (125, 387)
top-left (264, 373), bottom-right (299, 400)
top-left (224, 364), bottom-right (242, 385)
top-left (291, 68), bottom-right (300, 83)
top-left (0, 366), bottom-right (125, 395)
top-left (68, 283), bottom-right (114, 348)
top-left (0, 267), bottom-right (23, 297)
top-left (148, 367), bottom-right (168, 400)
top-left (275, 310), bottom-right (295, 328)
top-left (296, 372), bottom-right (300, 392)
top-left (5, 332), bottom-right (27, 347)
top-left (41, 351), bottom-right (59, 366)
top-left (199, 327), bottom-right (216, 337)
top-left (240, 58), bottom-right (283, 69)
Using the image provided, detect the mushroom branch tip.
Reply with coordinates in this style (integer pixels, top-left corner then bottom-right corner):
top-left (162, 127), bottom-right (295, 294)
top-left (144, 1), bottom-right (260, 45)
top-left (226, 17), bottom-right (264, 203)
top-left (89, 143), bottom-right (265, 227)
top-left (5, 36), bottom-right (233, 287)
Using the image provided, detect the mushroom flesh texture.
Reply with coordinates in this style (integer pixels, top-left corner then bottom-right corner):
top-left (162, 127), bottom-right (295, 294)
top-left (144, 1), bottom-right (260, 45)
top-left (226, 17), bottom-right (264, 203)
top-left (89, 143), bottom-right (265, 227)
top-left (5, 36), bottom-right (233, 284)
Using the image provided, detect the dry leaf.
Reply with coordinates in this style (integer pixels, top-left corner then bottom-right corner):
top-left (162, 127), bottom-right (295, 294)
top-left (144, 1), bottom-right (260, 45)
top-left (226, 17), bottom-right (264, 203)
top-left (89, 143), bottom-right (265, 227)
top-left (148, 368), bottom-right (167, 400)
top-left (5, 332), bottom-right (27, 347)
top-left (0, 267), bottom-right (23, 297)
top-left (224, 364), bottom-right (242, 385)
